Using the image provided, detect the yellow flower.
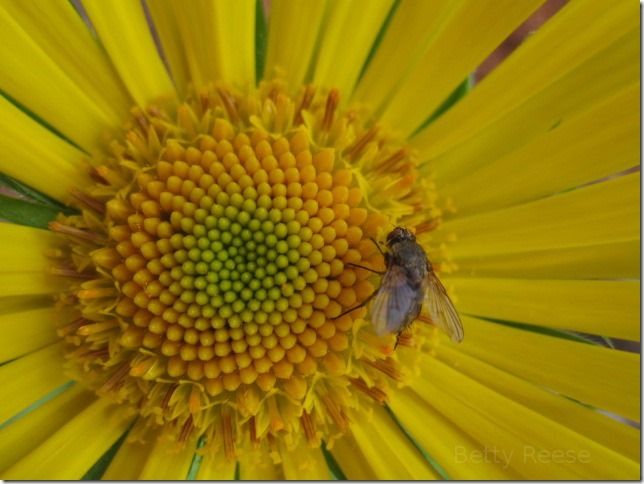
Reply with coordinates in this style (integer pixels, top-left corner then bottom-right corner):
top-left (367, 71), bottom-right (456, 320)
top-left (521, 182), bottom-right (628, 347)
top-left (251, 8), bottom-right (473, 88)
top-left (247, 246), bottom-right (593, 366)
top-left (0, 0), bottom-right (639, 480)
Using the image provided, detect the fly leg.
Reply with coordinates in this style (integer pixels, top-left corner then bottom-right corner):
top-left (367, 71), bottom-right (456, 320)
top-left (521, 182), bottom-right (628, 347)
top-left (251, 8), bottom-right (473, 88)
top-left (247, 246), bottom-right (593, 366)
top-left (333, 290), bottom-right (378, 319)
top-left (346, 262), bottom-right (385, 275)
top-left (370, 237), bottom-right (386, 257)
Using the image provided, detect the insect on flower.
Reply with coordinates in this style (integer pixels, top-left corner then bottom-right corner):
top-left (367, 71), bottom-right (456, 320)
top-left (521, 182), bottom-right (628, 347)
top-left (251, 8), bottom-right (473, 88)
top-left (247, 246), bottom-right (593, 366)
top-left (340, 227), bottom-right (464, 346)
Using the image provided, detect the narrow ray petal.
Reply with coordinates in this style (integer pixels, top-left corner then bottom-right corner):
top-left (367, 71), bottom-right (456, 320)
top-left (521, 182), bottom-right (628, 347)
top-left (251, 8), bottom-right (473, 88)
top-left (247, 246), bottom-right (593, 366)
top-left (0, 343), bottom-right (67, 424)
top-left (446, 278), bottom-right (639, 341)
top-left (264, 0), bottom-right (328, 89)
top-left (0, 96), bottom-right (91, 201)
top-left (442, 84), bottom-right (639, 217)
top-left (2, 398), bottom-right (133, 479)
top-left (450, 316), bottom-right (639, 421)
top-left (83, 0), bottom-right (177, 106)
top-left (389, 389), bottom-right (521, 479)
top-left (435, 345), bottom-right (640, 462)
top-left (433, 172), bottom-right (639, 258)
top-left (381, 0), bottom-right (544, 136)
top-left (412, 0), bottom-right (638, 174)
top-left (137, 437), bottom-right (198, 479)
top-left (311, 0), bottom-right (393, 96)
top-left (451, 240), bottom-right (640, 280)
top-left (0, 385), bottom-right (94, 473)
top-left (411, 354), bottom-right (639, 479)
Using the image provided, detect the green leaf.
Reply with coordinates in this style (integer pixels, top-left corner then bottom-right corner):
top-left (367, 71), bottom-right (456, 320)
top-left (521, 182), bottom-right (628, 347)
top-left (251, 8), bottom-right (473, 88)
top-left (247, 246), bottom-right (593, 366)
top-left (0, 194), bottom-right (63, 229)
top-left (1, 92), bottom-right (84, 153)
top-left (321, 441), bottom-right (347, 480)
top-left (186, 435), bottom-right (206, 480)
top-left (384, 406), bottom-right (451, 480)
top-left (477, 316), bottom-right (609, 346)
top-left (0, 173), bottom-right (69, 210)
top-left (414, 74), bottom-right (474, 135)
top-left (255, 0), bottom-right (268, 83)
top-left (357, 0), bottom-right (400, 83)
top-left (81, 427), bottom-right (130, 480)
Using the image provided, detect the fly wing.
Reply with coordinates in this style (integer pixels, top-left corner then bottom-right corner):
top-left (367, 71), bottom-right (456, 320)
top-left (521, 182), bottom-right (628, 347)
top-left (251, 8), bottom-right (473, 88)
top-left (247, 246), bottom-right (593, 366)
top-left (369, 265), bottom-right (420, 336)
top-left (423, 273), bottom-right (464, 342)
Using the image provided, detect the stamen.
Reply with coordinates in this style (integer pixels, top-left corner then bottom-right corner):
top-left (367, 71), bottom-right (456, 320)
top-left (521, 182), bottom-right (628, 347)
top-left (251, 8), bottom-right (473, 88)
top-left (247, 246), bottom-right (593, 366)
top-left (377, 148), bottom-right (409, 172)
top-left (57, 317), bottom-right (89, 337)
top-left (76, 287), bottom-right (117, 299)
top-left (321, 394), bottom-right (349, 432)
top-left (216, 87), bottom-right (240, 123)
top-left (301, 410), bottom-right (319, 446)
top-left (179, 416), bottom-right (194, 443)
top-left (415, 219), bottom-right (439, 235)
top-left (295, 85), bottom-right (316, 125)
top-left (70, 188), bottom-right (105, 214)
top-left (49, 221), bottom-right (105, 243)
top-left (322, 89), bottom-right (340, 131)
top-left (396, 332), bottom-right (415, 348)
top-left (221, 410), bottom-right (236, 460)
top-left (249, 416), bottom-right (260, 447)
top-left (48, 266), bottom-right (93, 279)
top-left (344, 126), bottom-right (379, 160)
top-left (349, 377), bottom-right (387, 404)
top-left (76, 320), bottom-right (119, 336)
top-left (364, 357), bottom-right (404, 381)
top-left (100, 363), bottom-right (130, 393)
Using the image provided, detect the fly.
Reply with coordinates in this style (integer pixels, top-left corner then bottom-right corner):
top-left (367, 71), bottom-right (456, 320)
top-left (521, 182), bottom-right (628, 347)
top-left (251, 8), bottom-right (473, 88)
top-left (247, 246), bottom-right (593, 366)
top-left (339, 227), bottom-right (464, 346)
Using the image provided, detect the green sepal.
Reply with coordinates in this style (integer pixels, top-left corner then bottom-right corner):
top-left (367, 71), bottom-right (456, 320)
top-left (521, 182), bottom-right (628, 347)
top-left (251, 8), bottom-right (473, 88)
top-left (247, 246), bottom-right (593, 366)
top-left (321, 441), bottom-right (347, 480)
top-left (255, 0), bottom-right (268, 83)
top-left (81, 427), bottom-right (130, 480)
top-left (0, 173), bottom-right (68, 210)
top-left (414, 74), bottom-right (474, 134)
top-left (0, 194), bottom-right (64, 229)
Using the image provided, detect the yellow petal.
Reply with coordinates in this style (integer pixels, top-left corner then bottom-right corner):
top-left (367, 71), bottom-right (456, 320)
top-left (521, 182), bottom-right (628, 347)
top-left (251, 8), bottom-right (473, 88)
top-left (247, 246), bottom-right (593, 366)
top-left (435, 345), bottom-right (640, 463)
top-left (0, 5), bottom-right (121, 153)
top-left (265, 0), bottom-right (328, 89)
top-left (412, 1), bottom-right (638, 179)
top-left (0, 271), bottom-right (67, 297)
top-left (280, 441), bottom-right (330, 479)
top-left (0, 224), bottom-right (60, 272)
top-left (145, 0), bottom-right (191, 97)
top-left (83, 0), bottom-right (177, 107)
top-left (0, 305), bottom-right (58, 363)
top-left (102, 436), bottom-right (154, 480)
top-left (348, 406), bottom-right (441, 479)
top-left (451, 316), bottom-right (639, 422)
top-left (411, 354), bottom-right (639, 479)
top-left (442, 84), bottom-right (639, 217)
top-left (330, 436), bottom-right (377, 480)
top-left (446, 277), bottom-right (639, 341)
top-left (165, 0), bottom-right (255, 89)
top-left (0, 342), bottom-right (67, 424)
top-left (434, 172), bottom-right (639, 258)
top-left (311, 0), bottom-right (393, 96)
top-left (351, 0), bottom-right (455, 112)
top-left (0, 96), bottom-right (91, 201)
top-left (210, 0), bottom-right (256, 86)
top-left (380, 0), bottom-right (543, 136)
top-left (138, 437), bottom-right (197, 479)
top-left (2, 398), bottom-right (133, 480)
top-left (452, 239), bottom-right (639, 280)
top-left (196, 451), bottom-right (236, 480)
top-left (2, 0), bottom-right (132, 124)
top-left (239, 445), bottom-right (282, 479)
top-left (389, 389), bottom-right (521, 479)
top-left (0, 385), bottom-right (94, 473)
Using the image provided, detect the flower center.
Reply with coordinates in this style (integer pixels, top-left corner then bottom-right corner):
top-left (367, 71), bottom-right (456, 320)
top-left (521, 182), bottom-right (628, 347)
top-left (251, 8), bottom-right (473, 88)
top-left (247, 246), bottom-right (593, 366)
top-left (51, 81), bottom-right (433, 456)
